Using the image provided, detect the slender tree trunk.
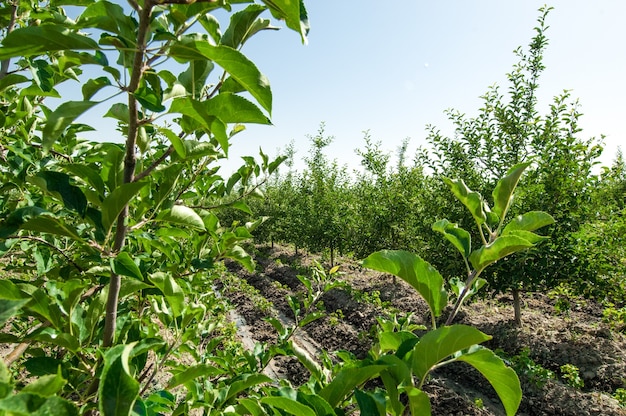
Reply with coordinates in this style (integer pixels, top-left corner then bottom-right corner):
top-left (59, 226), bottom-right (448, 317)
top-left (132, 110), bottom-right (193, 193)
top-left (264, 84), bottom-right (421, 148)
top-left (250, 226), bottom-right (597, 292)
top-left (330, 244), bottom-right (334, 267)
top-left (102, 0), bottom-right (153, 348)
top-left (512, 288), bottom-right (522, 327)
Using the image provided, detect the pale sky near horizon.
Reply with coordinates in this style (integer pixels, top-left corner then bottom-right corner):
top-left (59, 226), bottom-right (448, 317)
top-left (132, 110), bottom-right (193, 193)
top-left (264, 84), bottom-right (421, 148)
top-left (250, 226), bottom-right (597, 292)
top-left (75, 1), bottom-right (625, 176)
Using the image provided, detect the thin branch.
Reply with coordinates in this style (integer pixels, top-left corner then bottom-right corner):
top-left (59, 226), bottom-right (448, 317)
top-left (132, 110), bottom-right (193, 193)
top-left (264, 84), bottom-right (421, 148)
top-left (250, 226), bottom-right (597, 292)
top-left (134, 145), bottom-right (174, 181)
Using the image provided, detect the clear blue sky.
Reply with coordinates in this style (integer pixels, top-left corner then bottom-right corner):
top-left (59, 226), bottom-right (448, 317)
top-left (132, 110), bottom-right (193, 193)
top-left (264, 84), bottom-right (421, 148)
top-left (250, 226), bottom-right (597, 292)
top-left (76, 1), bottom-right (625, 175)
top-left (223, 1), bottom-right (626, 174)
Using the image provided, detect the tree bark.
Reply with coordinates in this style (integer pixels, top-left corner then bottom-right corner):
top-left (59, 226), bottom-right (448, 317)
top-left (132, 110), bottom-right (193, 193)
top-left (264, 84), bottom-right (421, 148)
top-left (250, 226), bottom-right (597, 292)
top-left (512, 288), bottom-right (522, 327)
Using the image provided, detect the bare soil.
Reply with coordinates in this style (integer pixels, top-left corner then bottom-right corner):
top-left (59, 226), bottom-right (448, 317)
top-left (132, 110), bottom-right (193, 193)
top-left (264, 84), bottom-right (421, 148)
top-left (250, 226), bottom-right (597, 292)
top-left (219, 245), bottom-right (626, 416)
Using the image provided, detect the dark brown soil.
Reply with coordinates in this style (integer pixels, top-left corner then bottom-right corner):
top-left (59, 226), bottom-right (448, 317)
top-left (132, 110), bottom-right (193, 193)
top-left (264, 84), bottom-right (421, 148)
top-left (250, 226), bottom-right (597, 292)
top-left (220, 245), bottom-right (626, 416)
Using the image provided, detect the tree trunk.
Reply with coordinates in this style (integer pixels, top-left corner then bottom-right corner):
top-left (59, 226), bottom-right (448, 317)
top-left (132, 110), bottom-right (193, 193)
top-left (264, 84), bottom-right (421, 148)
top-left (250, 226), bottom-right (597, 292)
top-left (330, 245), bottom-right (334, 267)
top-left (512, 288), bottom-right (522, 327)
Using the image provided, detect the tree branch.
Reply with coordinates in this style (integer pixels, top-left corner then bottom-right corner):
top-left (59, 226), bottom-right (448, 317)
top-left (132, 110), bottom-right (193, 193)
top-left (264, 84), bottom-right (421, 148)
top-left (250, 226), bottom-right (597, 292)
top-left (134, 145), bottom-right (174, 181)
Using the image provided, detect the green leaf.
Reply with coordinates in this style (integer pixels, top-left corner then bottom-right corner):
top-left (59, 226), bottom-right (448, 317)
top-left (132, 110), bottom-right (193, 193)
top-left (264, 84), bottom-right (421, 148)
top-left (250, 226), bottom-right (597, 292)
top-left (21, 367), bottom-right (66, 397)
top-left (30, 171), bottom-right (88, 216)
top-left (99, 344), bottom-right (139, 416)
top-left (0, 360), bottom-right (12, 399)
top-left (443, 177), bottom-right (486, 225)
top-left (159, 128), bottom-right (186, 158)
top-left (22, 216), bottom-right (85, 243)
top-left (319, 365), bottom-right (386, 408)
top-left (222, 4), bottom-right (278, 49)
top-left (178, 60), bottom-right (213, 99)
top-left (492, 162), bottom-right (531, 219)
top-left (101, 181), bottom-right (149, 234)
top-left (169, 97), bottom-right (229, 151)
top-left (0, 394), bottom-right (78, 416)
top-left (111, 252), bottom-right (143, 281)
top-left (82, 76), bottom-right (112, 100)
top-left (289, 340), bottom-right (325, 382)
top-left (169, 41), bottom-right (272, 113)
top-left (502, 211), bottom-right (555, 234)
top-left (0, 298), bottom-right (30, 327)
top-left (225, 374), bottom-right (272, 402)
top-left (363, 250), bottom-right (447, 318)
top-left (0, 25), bottom-right (100, 60)
top-left (166, 364), bottom-right (223, 389)
top-left (42, 101), bottom-right (98, 152)
top-left (405, 386), bottom-right (431, 416)
top-left (157, 205), bottom-right (205, 230)
top-left (63, 164), bottom-right (106, 197)
top-left (412, 325), bottom-right (491, 380)
top-left (149, 272), bottom-right (184, 317)
top-left (354, 389), bottom-right (385, 416)
top-left (378, 331), bottom-right (418, 353)
top-left (469, 235), bottom-right (535, 271)
top-left (0, 74), bottom-right (29, 92)
top-left (432, 219), bottom-right (471, 258)
top-left (260, 397), bottom-right (316, 416)
top-left (104, 103), bottom-right (130, 124)
top-left (456, 347), bottom-right (521, 416)
top-left (263, 0), bottom-right (309, 44)
top-left (0, 206), bottom-right (47, 238)
top-left (206, 93), bottom-right (270, 124)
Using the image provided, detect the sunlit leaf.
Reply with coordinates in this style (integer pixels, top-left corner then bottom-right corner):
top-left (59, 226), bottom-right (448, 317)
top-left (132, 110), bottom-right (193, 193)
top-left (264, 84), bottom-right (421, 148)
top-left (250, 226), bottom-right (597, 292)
top-left (99, 344), bottom-right (139, 416)
top-left (42, 101), bottom-right (98, 152)
top-left (157, 205), bottom-right (205, 230)
top-left (111, 252), bottom-right (143, 281)
top-left (101, 181), bottom-right (149, 234)
top-left (502, 211), bottom-right (555, 234)
top-left (443, 177), bottom-right (487, 225)
top-left (260, 397), bottom-right (316, 416)
top-left (0, 25), bottom-right (100, 60)
top-left (492, 162), bottom-right (531, 219)
top-left (319, 365), bottom-right (386, 408)
top-left (432, 219), bottom-right (471, 258)
top-left (363, 250), bottom-right (447, 318)
top-left (469, 235), bottom-right (535, 271)
top-left (411, 324), bottom-right (491, 380)
top-left (169, 41), bottom-right (272, 113)
top-left (457, 347), bottom-right (521, 416)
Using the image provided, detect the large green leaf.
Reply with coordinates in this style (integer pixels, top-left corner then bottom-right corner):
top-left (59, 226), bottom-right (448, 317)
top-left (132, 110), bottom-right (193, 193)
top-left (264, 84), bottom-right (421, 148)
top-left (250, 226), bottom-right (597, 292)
top-left (30, 171), bottom-right (88, 216)
top-left (260, 397), bottom-right (316, 416)
top-left (405, 386), bottom-right (431, 416)
top-left (21, 367), bottom-right (66, 397)
top-left (443, 177), bottom-right (486, 225)
top-left (42, 101), bottom-right (98, 152)
top-left (469, 235), bottom-right (535, 271)
top-left (166, 364), bottom-right (223, 389)
top-left (169, 41), bottom-right (272, 113)
top-left (101, 181), bottom-right (149, 234)
top-left (0, 360), bottom-right (12, 399)
top-left (492, 162), bottom-right (531, 219)
top-left (177, 60), bottom-right (213, 99)
top-left (411, 325), bottom-right (491, 380)
top-left (456, 347), bottom-right (521, 416)
top-left (432, 219), bottom-right (471, 258)
top-left (263, 0), bottom-right (309, 44)
top-left (111, 252), bottom-right (143, 281)
top-left (21, 216), bottom-right (85, 243)
top-left (169, 97), bottom-right (229, 151)
top-left (205, 93), bottom-right (270, 124)
top-left (149, 272), bottom-right (184, 317)
top-left (156, 205), bottom-right (205, 230)
top-left (0, 206), bottom-right (47, 238)
top-left (319, 365), bottom-right (386, 408)
top-left (363, 250), bottom-right (447, 318)
top-left (221, 4), bottom-right (278, 49)
top-left (502, 211), bottom-right (555, 234)
top-left (0, 299), bottom-right (29, 327)
top-left (0, 394), bottom-right (78, 416)
top-left (0, 25), bottom-right (100, 60)
top-left (99, 344), bottom-right (139, 416)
